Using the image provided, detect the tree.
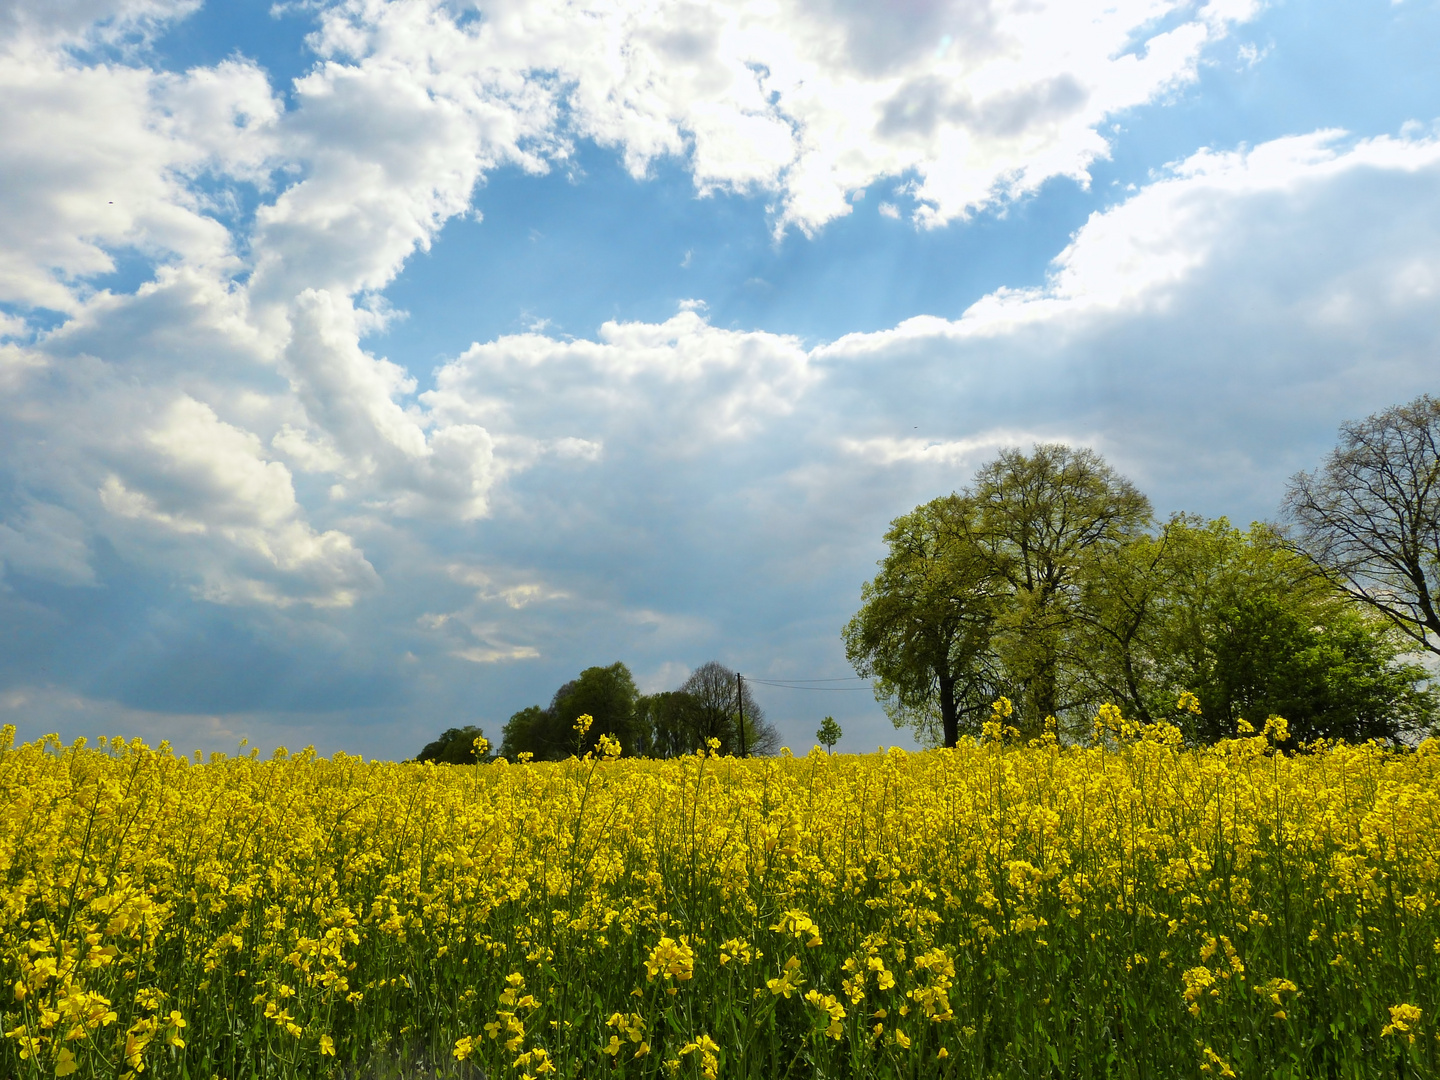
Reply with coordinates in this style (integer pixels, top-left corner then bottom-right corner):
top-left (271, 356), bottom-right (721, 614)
top-left (843, 495), bottom-right (1004, 748)
top-left (1069, 523), bottom-right (1186, 724)
top-left (1284, 394), bottom-right (1440, 657)
top-left (499, 663), bottom-right (639, 760)
top-left (1096, 517), bottom-right (1434, 744)
top-left (970, 444), bottom-right (1151, 735)
top-left (633, 691), bottom-right (704, 758)
top-left (415, 725), bottom-right (491, 764)
top-left (680, 662), bottom-right (780, 756)
top-left (499, 705), bottom-right (550, 760)
top-left (848, 445), bottom-right (1434, 748)
top-left (550, 662), bottom-right (639, 755)
top-left (816, 716), bottom-right (842, 754)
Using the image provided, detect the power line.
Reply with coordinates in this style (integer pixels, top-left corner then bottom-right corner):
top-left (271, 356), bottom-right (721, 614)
top-left (744, 678), bottom-right (876, 693)
top-left (748, 676), bottom-right (869, 683)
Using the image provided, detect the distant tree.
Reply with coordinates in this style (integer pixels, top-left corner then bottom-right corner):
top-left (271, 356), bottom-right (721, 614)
top-left (551, 663), bottom-right (639, 755)
top-left (843, 495), bottom-right (1004, 748)
top-left (1284, 394), bottom-right (1440, 657)
top-left (680, 661), bottom-right (780, 755)
top-left (816, 716), bottom-right (842, 754)
top-left (415, 725), bottom-right (491, 764)
top-left (499, 705), bottom-right (550, 760)
top-left (634, 691), bottom-right (705, 758)
top-left (499, 663), bottom-right (640, 760)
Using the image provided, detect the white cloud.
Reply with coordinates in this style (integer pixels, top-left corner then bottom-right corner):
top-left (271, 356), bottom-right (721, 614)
top-left (426, 308), bottom-right (815, 446)
top-left (446, 563), bottom-right (570, 608)
top-left (309, 0), bottom-right (1259, 234)
top-left (453, 643), bottom-right (542, 663)
top-left (0, 0), bottom-right (1265, 618)
top-left (0, 49), bottom-right (265, 313)
top-left (822, 129), bottom-right (1440, 355)
top-left (0, 0), bottom-right (199, 47)
top-left (95, 395), bottom-right (380, 607)
top-left (840, 431), bottom-right (1062, 469)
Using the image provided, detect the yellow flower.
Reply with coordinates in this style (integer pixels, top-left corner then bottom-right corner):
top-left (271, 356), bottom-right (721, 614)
top-left (1201, 1046), bottom-right (1236, 1077)
top-left (320, 1034), bottom-right (336, 1057)
top-left (679, 1034), bottom-right (719, 1080)
top-left (766, 956), bottom-right (805, 998)
top-left (644, 937), bottom-right (695, 983)
top-left (1383, 1003), bottom-right (1424, 1042)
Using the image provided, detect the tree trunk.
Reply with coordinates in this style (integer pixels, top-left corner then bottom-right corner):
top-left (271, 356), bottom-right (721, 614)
top-left (938, 671), bottom-right (959, 748)
top-left (1031, 650), bottom-right (1058, 737)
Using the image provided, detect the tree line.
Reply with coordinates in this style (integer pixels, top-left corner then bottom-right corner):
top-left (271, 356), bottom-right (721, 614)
top-left (416, 660), bottom-right (781, 763)
top-left (845, 395), bottom-right (1440, 748)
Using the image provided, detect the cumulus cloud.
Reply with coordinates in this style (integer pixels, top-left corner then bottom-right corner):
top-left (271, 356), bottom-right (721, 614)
top-left (96, 395), bottom-right (380, 607)
top-left (310, 0), bottom-right (1259, 233)
top-left (812, 128), bottom-right (1440, 502)
top-left (425, 308), bottom-right (815, 448)
top-left (0, 50), bottom-right (267, 313)
top-left (0, 0), bottom-right (199, 47)
top-left (0, 0), bottom-right (1265, 616)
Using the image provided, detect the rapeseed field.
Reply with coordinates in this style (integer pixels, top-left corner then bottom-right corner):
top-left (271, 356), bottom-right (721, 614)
top-left (3, 704), bottom-right (1438, 1079)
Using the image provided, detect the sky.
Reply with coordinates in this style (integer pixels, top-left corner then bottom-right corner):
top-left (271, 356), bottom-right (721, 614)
top-left (2, 0), bottom-right (1439, 759)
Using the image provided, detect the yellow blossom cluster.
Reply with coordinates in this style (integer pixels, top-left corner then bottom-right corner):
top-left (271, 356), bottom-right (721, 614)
top-left (2, 713), bottom-right (1439, 1079)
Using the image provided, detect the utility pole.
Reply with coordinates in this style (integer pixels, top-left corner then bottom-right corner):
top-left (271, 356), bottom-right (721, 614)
top-left (736, 672), bottom-right (747, 758)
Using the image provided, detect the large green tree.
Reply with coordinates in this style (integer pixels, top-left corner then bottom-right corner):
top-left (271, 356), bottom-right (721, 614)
top-left (849, 446), bottom-right (1434, 748)
top-left (843, 495), bottom-right (1003, 747)
top-left (1139, 519), bottom-right (1434, 744)
top-left (970, 444), bottom-right (1152, 735)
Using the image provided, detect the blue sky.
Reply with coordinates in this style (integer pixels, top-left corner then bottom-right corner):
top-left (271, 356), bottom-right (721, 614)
top-left (2, 0), bottom-right (1439, 758)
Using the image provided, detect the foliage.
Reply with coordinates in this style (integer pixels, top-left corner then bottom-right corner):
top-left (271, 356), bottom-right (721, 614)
top-left (816, 716), bottom-right (842, 753)
top-left (969, 444), bottom-right (1151, 734)
top-left (495, 662), bottom-right (780, 761)
top-left (850, 447), bottom-right (1434, 748)
top-left (631, 691), bottom-right (704, 759)
top-left (415, 725), bottom-right (492, 765)
top-left (5, 717), bottom-right (1440, 1080)
top-left (842, 495), bottom-right (1005, 748)
top-left (1285, 393), bottom-right (1440, 656)
top-left (1080, 517), bottom-right (1436, 744)
top-left (500, 663), bottom-right (639, 761)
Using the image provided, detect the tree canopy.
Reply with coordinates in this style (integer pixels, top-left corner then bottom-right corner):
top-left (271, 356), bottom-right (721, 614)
top-left (499, 662), bottom-right (638, 760)
top-left (414, 725), bottom-right (491, 764)
top-left (486, 659), bottom-right (781, 762)
top-left (849, 444), bottom-right (1436, 748)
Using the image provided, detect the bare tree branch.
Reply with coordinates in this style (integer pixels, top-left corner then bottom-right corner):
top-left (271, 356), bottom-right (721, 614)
top-left (1283, 394), bottom-right (1440, 656)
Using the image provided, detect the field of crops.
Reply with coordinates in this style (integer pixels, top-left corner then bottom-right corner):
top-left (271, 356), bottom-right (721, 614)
top-left (3, 710), bottom-right (1439, 1080)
